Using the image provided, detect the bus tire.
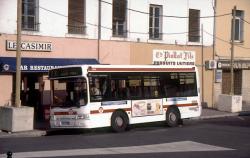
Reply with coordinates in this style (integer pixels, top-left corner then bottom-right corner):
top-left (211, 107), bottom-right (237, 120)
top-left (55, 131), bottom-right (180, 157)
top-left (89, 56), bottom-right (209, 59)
top-left (111, 111), bottom-right (129, 133)
top-left (166, 107), bottom-right (181, 127)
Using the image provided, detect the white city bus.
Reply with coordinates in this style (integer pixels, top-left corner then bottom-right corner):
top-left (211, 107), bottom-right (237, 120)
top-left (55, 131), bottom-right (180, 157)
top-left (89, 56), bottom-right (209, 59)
top-left (48, 64), bottom-right (201, 132)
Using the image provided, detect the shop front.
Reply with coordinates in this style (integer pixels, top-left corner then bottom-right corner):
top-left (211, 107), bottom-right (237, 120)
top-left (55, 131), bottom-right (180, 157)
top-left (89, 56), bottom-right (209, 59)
top-left (217, 60), bottom-right (250, 105)
top-left (0, 57), bottom-right (99, 121)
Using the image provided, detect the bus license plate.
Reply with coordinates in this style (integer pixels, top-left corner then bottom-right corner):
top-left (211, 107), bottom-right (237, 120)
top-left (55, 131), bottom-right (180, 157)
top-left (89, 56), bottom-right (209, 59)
top-left (61, 121), bottom-right (70, 126)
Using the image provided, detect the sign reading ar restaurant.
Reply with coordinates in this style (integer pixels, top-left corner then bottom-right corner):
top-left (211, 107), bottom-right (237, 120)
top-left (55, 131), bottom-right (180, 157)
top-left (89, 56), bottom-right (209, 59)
top-left (6, 40), bottom-right (52, 52)
top-left (153, 50), bottom-right (195, 66)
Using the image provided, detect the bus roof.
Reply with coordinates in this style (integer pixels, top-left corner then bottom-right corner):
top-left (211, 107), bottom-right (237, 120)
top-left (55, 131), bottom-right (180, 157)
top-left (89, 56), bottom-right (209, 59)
top-left (50, 64), bottom-right (197, 70)
top-left (86, 64), bottom-right (196, 72)
top-left (48, 64), bottom-right (197, 79)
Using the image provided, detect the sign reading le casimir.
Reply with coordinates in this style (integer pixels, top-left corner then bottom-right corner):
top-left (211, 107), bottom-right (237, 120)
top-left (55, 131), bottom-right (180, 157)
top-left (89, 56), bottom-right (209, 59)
top-left (6, 40), bottom-right (52, 52)
top-left (153, 49), bottom-right (195, 66)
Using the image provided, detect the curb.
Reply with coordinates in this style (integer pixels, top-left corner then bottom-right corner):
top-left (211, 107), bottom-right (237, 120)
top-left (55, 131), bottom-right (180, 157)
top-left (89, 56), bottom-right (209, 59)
top-left (199, 113), bottom-right (239, 119)
top-left (239, 111), bottom-right (250, 116)
top-left (192, 111), bottom-right (250, 120)
top-left (0, 130), bottom-right (47, 138)
top-left (189, 112), bottom-right (239, 121)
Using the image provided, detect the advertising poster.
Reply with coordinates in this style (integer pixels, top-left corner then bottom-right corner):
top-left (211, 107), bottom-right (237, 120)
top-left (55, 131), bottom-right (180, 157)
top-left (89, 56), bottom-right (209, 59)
top-left (132, 99), bottom-right (162, 117)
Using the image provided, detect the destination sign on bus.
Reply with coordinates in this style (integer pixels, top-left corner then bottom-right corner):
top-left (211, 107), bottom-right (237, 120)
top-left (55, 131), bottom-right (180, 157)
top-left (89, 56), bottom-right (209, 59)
top-left (153, 50), bottom-right (195, 66)
top-left (49, 67), bottom-right (82, 78)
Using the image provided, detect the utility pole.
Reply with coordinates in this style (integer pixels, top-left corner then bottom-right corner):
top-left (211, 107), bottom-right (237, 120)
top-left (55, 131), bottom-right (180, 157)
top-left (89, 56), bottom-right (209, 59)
top-left (211, 0), bottom-right (217, 108)
top-left (230, 6), bottom-right (236, 95)
top-left (15, 0), bottom-right (22, 107)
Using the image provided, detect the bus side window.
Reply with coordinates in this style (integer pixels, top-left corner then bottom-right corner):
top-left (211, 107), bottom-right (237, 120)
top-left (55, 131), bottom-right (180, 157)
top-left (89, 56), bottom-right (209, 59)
top-left (161, 74), bottom-right (178, 98)
top-left (144, 86), bottom-right (150, 98)
top-left (118, 87), bottom-right (130, 99)
top-left (89, 77), bottom-right (102, 101)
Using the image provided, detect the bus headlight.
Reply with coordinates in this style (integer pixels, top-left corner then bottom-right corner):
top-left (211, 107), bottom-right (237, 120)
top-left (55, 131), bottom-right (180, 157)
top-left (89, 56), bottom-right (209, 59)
top-left (50, 115), bottom-right (56, 121)
top-left (76, 114), bottom-right (89, 120)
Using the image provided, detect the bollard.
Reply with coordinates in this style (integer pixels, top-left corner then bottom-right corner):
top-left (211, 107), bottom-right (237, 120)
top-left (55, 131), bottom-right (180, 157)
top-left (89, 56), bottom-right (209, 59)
top-left (7, 151), bottom-right (12, 158)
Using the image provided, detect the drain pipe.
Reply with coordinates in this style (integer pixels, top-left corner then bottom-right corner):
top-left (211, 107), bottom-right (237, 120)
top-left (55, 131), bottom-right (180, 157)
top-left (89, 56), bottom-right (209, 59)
top-left (97, 0), bottom-right (102, 62)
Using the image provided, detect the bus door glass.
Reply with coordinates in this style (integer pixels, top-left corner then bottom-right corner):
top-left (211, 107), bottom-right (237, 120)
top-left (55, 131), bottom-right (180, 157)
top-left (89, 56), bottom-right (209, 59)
top-left (89, 74), bottom-right (109, 102)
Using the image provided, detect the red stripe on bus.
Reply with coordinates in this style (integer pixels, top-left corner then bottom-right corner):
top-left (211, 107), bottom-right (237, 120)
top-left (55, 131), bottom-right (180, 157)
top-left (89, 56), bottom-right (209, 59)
top-left (177, 103), bottom-right (198, 107)
top-left (90, 108), bottom-right (131, 114)
top-left (88, 67), bottom-right (195, 72)
top-left (54, 111), bottom-right (77, 115)
top-left (163, 103), bottom-right (198, 108)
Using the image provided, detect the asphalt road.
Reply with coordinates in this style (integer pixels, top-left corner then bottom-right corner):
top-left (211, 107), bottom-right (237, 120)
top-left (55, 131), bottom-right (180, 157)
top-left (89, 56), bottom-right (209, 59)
top-left (0, 116), bottom-right (250, 158)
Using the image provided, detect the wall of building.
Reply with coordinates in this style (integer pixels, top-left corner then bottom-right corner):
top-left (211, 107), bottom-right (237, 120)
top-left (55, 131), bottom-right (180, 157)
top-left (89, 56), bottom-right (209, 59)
top-left (0, 0), bottom-right (99, 39)
top-left (0, 0), bottom-right (17, 35)
top-left (0, 34), bottom-right (98, 59)
top-left (118, 0), bottom-right (214, 45)
top-left (99, 40), bottom-right (131, 64)
top-left (0, 75), bottom-right (13, 106)
top-left (242, 70), bottom-right (250, 105)
top-left (214, 0), bottom-right (250, 107)
top-left (215, 0), bottom-right (250, 59)
top-left (0, 0), bottom-right (214, 46)
top-left (213, 82), bottom-right (221, 108)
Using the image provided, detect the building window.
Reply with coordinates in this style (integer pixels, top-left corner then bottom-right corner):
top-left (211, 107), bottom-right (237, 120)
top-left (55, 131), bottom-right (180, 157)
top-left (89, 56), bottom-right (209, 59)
top-left (68, 0), bottom-right (86, 34)
top-left (22, 0), bottom-right (39, 31)
top-left (149, 5), bottom-right (162, 40)
top-left (112, 0), bottom-right (127, 37)
top-left (188, 9), bottom-right (200, 42)
top-left (233, 10), bottom-right (244, 42)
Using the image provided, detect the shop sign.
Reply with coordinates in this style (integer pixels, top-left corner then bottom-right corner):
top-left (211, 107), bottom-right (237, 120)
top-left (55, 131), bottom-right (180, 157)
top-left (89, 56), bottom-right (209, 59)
top-left (215, 69), bottom-right (222, 83)
top-left (20, 65), bottom-right (61, 71)
top-left (153, 50), bottom-right (195, 66)
top-left (6, 40), bottom-right (52, 52)
top-left (217, 60), bottom-right (250, 69)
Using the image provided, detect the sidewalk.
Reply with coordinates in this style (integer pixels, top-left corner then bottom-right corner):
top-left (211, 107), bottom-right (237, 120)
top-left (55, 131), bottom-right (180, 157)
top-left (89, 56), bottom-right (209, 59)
top-left (197, 108), bottom-right (239, 119)
top-left (0, 108), bottom-right (249, 138)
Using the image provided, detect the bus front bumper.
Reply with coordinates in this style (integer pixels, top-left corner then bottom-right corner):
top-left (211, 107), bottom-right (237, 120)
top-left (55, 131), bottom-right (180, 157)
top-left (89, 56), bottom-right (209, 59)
top-left (50, 117), bottom-right (92, 129)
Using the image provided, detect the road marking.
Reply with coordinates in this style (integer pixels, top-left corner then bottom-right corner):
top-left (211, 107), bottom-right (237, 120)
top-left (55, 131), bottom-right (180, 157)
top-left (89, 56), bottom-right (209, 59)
top-left (0, 141), bottom-right (234, 158)
top-left (238, 116), bottom-right (245, 120)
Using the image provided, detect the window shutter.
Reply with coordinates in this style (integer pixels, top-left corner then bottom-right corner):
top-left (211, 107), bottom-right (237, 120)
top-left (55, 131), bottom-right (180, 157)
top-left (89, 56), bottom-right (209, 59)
top-left (68, 0), bottom-right (85, 34)
top-left (113, 0), bottom-right (126, 21)
top-left (188, 9), bottom-right (200, 42)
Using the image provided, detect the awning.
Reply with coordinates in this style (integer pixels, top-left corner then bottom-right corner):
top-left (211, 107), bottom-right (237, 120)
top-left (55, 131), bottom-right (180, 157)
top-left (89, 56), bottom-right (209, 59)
top-left (0, 57), bottom-right (99, 72)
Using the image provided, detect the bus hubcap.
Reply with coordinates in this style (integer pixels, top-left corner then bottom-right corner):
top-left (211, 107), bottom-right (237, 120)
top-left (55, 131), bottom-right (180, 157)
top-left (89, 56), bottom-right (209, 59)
top-left (169, 112), bottom-right (177, 122)
top-left (115, 117), bottom-right (124, 127)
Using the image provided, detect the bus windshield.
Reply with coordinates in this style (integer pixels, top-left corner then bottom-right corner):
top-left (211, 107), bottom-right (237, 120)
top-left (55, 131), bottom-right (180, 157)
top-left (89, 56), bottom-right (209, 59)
top-left (52, 78), bottom-right (87, 107)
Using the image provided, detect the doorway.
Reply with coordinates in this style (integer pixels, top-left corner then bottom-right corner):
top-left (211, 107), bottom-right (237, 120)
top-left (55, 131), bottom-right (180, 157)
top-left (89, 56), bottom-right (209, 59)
top-left (222, 70), bottom-right (242, 95)
top-left (21, 73), bottom-right (44, 121)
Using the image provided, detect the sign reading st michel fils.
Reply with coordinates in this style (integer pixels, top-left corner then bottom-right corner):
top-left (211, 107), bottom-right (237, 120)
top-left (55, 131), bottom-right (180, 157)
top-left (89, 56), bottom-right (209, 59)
top-left (153, 49), bottom-right (195, 66)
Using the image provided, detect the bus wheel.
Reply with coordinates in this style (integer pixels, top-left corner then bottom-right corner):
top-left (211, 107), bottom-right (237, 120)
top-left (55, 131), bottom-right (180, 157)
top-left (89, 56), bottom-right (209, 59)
top-left (166, 107), bottom-right (181, 127)
top-left (111, 111), bottom-right (129, 132)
